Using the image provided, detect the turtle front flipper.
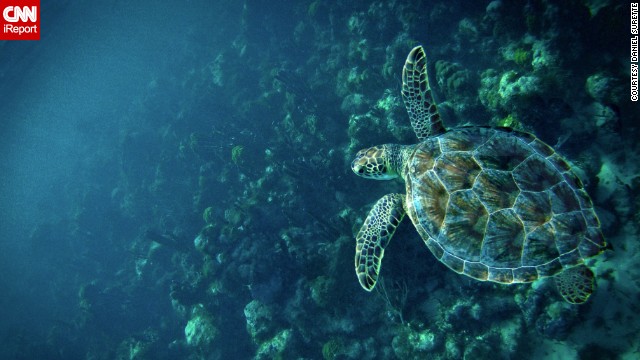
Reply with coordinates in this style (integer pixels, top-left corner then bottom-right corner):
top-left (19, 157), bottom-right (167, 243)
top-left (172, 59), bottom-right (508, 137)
top-left (355, 193), bottom-right (406, 291)
top-left (401, 45), bottom-right (445, 140)
top-left (554, 265), bottom-right (595, 304)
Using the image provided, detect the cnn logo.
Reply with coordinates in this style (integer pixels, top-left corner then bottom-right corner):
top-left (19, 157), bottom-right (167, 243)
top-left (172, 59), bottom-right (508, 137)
top-left (3, 6), bottom-right (37, 22)
top-left (1, 1), bottom-right (40, 40)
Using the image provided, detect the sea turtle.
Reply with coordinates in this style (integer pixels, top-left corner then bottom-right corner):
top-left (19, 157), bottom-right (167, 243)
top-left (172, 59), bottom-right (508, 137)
top-left (351, 46), bottom-right (607, 304)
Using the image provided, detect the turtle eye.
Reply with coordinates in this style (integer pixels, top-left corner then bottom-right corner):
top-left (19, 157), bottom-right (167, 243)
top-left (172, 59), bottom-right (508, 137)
top-left (358, 168), bottom-right (364, 174)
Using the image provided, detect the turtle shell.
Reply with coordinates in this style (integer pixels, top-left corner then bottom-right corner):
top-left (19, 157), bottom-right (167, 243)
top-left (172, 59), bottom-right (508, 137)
top-left (404, 127), bottom-right (606, 284)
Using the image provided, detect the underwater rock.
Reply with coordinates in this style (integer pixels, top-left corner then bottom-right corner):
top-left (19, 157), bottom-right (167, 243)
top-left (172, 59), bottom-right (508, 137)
top-left (336, 66), bottom-right (371, 98)
top-left (500, 42), bottom-right (533, 69)
top-left (434, 60), bottom-right (474, 100)
top-left (193, 224), bottom-right (217, 255)
top-left (347, 12), bottom-right (367, 36)
top-left (478, 69), bottom-right (502, 111)
top-left (457, 18), bottom-right (480, 43)
top-left (223, 205), bottom-right (244, 228)
top-left (515, 289), bottom-right (542, 329)
top-left (439, 298), bottom-right (489, 334)
top-left (279, 227), bottom-right (304, 261)
top-left (586, 73), bottom-right (612, 102)
top-left (534, 301), bottom-right (578, 340)
top-left (585, 102), bottom-right (619, 132)
top-left (391, 326), bottom-right (441, 358)
top-left (207, 53), bottom-right (224, 87)
top-left (597, 164), bottom-right (618, 203)
top-left (254, 329), bottom-right (292, 360)
top-left (444, 335), bottom-right (461, 359)
top-left (184, 304), bottom-right (218, 350)
top-left (203, 206), bottom-right (215, 225)
top-left (586, 73), bottom-right (624, 105)
top-left (495, 113), bottom-right (520, 128)
top-left (499, 71), bottom-right (540, 101)
top-left (463, 341), bottom-right (494, 359)
top-left (479, 70), bottom-right (552, 127)
top-left (324, 337), bottom-right (378, 360)
top-left (310, 275), bottom-right (337, 308)
top-left (374, 89), bottom-right (398, 113)
top-left (516, 282), bottom-right (578, 340)
top-left (595, 157), bottom-right (637, 224)
top-left (170, 278), bottom-right (207, 308)
top-left (530, 39), bottom-right (558, 71)
top-left (244, 300), bottom-right (274, 343)
top-left (322, 338), bottom-right (349, 360)
top-left (596, 158), bottom-right (638, 204)
top-left (485, 0), bottom-right (503, 21)
top-left (115, 336), bottom-right (155, 360)
top-left (434, 59), bottom-right (480, 120)
top-left (498, 318), bottom-right (523, 354)
top-left (348, 38), bottom-right (370, 62)
top-left (340, 93), bottom-right (370, 115)
top-left (375, 90), bottom-right (412, 141)
top-left (481, 41), bottom-right (556, 115)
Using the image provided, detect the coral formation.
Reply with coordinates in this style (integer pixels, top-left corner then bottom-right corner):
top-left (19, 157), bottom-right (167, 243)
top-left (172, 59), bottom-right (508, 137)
top-left (322, 338), bottom-right (344, 360)
top-left (254, 329), bottom-right (292, 360)
top-left (513, 48), bottom-right (531, 67)
top-left (185, 305), bottom-right (218, 351)
top-left (244, 300), bottom-right (274, 343)
top-left (392, 326), bottom-right (441, 358)
top-left (231, 145), bottom-right (244, 165)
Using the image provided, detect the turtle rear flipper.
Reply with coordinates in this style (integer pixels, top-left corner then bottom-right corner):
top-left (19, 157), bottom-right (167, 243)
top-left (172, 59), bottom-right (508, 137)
top-left (554, 265), bottom-right (595, 304)
top-left (355, 194), bottom-right (406, 291)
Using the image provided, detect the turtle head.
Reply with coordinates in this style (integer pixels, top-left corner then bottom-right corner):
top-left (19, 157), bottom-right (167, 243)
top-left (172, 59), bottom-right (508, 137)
top-left (351, 144), bottom-right (402, 180)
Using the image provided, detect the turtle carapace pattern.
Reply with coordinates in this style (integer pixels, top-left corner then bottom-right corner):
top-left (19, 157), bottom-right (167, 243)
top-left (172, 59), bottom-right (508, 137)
top-left (351, 46), bottom-right (607, 304)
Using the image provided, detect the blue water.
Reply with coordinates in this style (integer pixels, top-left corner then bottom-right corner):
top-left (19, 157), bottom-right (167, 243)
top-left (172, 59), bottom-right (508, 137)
top-left (0, 1), bottom-right (636, 359)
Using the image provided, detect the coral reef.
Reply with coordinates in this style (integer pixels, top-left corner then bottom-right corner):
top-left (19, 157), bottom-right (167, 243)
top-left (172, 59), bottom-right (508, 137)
top-left (9, 1), bottom-right (637, 360)
top-left (244, 300), bottom-right (275, 343)
top-left (185, 305), bottom-right (218, 351)
top-left (254, 329), bottom-right (292, 360)
top-left (392, 326), bottom-right (441, 358)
